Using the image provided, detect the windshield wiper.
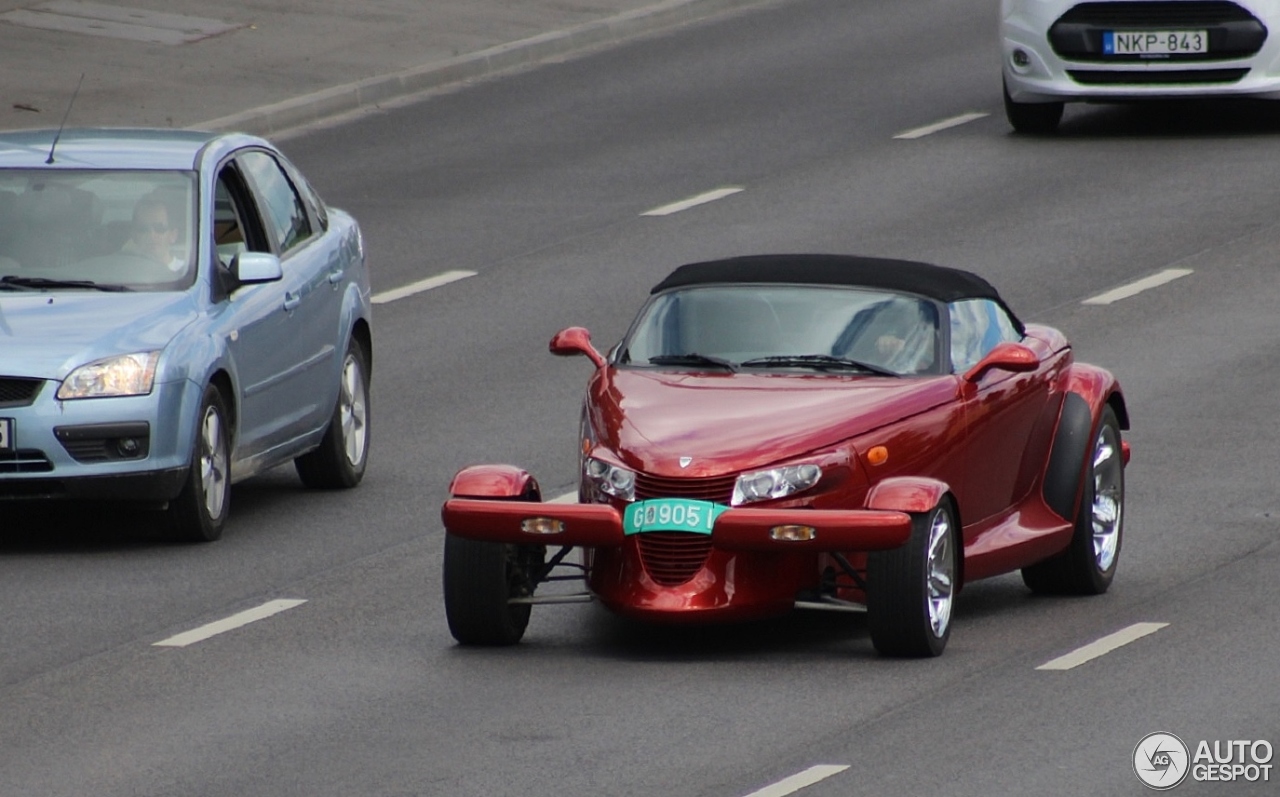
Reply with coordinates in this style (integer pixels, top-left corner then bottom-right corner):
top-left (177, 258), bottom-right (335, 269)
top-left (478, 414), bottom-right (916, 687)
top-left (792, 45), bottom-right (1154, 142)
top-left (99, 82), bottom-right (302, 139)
top-left (0, 275), bottom-right (132, 292)
top-left (739, 354), bottom-right (898, 377)
top-left (648, 353), bottom-right (738, 372)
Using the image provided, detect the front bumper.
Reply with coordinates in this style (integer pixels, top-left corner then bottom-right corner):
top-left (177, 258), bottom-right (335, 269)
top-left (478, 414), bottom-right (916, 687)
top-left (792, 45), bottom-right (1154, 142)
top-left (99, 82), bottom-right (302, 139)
top-left (0, 466), bottom-right (188, 501)
top-left (441, 498), bottom-right (911, 552)
top-left (442, 498), bottom-right (910, 620)
top-left (1002, 0), bottom-right (1280, 102)
top-left (0, 375), bottom-right (200, 502)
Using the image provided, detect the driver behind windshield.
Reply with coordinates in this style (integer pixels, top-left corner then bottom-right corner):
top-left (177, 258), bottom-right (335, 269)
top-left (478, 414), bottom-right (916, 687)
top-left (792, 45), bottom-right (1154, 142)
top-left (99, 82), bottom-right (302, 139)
top-left (836, 298), bottom-right (937, 374)
top-left (121, 196), bottom-right (184, 273)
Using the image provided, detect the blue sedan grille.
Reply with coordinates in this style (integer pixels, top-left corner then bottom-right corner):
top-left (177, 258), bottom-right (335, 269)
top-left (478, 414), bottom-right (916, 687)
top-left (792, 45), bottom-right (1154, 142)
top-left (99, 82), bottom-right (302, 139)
top-left (0, 450), bottom-right (54, 474)
top-left (0, 378), bottom-right (42, 408)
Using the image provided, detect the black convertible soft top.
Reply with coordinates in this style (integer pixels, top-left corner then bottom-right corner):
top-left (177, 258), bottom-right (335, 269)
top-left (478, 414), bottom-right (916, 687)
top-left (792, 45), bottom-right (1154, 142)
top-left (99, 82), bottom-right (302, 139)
top-left (651, 254), bottom-right (1005, 305)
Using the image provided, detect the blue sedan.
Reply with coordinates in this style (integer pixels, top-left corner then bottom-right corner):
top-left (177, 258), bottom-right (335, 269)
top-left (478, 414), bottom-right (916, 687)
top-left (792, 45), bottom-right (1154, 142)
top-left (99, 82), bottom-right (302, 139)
top-left (0, 128), bottom-right (372, 541)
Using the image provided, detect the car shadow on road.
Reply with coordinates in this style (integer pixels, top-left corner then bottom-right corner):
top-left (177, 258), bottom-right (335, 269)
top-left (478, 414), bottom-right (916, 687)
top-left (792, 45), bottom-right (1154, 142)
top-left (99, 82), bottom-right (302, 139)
top-left (0, 501), bottom-right (175, 551)
top-left (510, 573), bottom-right (1083, 663)
top-left (580, 608), bottom-right (872, 662)
top-left (0, 468), bottom-right (311, 552)
top-left (1048, 98), bottom-right (1280, 138)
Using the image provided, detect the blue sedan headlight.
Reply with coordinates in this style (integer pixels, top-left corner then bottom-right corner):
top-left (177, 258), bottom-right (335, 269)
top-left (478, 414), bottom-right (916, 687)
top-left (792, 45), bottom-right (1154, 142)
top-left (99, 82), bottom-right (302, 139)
top-left (57, 352), bottom-right (160, 400)
top-left (585, 456), bottom-right (636, 502)
top-left (732, 464), bottom-right (822, 506)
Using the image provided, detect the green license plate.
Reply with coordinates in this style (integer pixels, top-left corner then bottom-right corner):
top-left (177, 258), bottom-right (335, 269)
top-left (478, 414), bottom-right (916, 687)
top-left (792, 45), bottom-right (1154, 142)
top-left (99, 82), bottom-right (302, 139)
top-left (623, 498), bottom-right (727, 535)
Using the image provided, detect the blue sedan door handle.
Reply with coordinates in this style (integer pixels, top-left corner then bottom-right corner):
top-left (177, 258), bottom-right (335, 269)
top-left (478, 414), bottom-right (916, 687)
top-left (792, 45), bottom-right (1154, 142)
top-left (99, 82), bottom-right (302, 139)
top-left (283, 291), bottom-right (302, 312)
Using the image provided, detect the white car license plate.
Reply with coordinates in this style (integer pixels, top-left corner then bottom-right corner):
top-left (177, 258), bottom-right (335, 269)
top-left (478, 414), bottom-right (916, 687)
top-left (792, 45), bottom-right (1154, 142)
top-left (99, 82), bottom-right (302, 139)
top-left (0, 418), bottom-right (12, 452)
top-left (1103, 30), bottom-right (1208, 56)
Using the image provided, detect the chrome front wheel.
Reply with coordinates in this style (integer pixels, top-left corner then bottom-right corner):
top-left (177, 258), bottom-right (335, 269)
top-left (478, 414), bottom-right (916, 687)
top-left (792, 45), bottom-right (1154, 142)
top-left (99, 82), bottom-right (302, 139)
top-left (868, 501), bottom-right (958, 658)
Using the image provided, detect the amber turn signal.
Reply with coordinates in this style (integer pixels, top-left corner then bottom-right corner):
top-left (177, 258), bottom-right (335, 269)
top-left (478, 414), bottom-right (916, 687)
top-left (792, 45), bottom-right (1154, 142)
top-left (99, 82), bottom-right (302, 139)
top-left (769, 525), bottom-right (817, 542)
top-left (520, 517), bottom-right (565, 535)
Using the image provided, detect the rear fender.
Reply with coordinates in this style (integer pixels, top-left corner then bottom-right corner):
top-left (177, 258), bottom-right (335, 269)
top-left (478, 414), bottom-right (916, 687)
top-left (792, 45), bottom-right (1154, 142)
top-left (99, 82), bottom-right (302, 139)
top-left (865, 477), bottom-right (951, 514)
top-left (448, 464), bottom-right (542, 501)
top-left (1043, 365), bottom-right (1128, 522)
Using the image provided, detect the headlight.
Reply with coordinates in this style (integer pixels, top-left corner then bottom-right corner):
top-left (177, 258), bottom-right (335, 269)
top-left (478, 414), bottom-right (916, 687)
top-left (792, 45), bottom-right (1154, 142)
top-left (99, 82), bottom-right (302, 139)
top-left (584, 456), bottom-right (635, 501)
top-left (57, 352), bottom-right (160, 400)
top-left (732, 463), bottom-right (822, 506)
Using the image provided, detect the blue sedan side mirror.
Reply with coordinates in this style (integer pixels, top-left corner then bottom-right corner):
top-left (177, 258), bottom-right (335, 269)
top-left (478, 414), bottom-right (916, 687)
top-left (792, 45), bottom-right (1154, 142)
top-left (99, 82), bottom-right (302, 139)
top-left (231, 251), bottom-right (283, 285)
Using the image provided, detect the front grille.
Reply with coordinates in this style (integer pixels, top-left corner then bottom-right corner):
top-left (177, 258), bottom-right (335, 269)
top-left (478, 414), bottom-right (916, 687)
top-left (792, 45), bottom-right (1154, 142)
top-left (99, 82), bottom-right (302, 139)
top-left (634, 472), bottom-right (737, 503)
top-left (0, 378), bottom-right (43, 408)
top-left (1060, 2), bottom-right (1256, 26)
top-left (637, 532), bottom-right (714, 586)
top-left (1068, 67), bottom-right (1249, 83)
top-left (0, 449), bottom-right (54, 474)
top-left (1050, 2), bottom-right (1266, 62)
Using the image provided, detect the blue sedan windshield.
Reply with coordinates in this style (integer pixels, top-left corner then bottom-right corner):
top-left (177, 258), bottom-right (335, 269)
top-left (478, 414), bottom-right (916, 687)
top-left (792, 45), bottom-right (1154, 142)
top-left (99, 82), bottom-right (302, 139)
top-left (0, 169), bottom-right (197, 291)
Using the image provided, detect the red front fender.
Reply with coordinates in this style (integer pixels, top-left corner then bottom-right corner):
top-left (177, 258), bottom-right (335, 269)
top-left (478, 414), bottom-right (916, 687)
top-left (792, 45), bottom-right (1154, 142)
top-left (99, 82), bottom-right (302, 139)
top-left (865, 477), bottom-right (951, 514)
top-left (448, 464), bottom-right (542, 500)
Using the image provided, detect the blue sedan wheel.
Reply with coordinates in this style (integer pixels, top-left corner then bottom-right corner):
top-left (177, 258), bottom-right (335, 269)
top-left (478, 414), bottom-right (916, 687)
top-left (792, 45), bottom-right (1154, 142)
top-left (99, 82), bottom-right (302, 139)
top-left (167, 386), bottom-right (231, 542)
top-left (295, 339), bottom-right (371, 489)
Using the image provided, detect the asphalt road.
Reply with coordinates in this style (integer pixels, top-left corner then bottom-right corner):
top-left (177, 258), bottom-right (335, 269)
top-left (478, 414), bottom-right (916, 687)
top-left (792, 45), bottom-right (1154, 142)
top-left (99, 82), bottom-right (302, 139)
top-left (3, 0), bottom-right (1280, 794)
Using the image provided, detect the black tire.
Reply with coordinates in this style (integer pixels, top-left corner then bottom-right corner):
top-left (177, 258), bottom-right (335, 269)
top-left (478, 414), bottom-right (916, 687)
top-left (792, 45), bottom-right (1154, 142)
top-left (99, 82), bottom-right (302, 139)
top-left (867, 501), bottom-right (958, 658)
top-left (295, 339), bottom-right (370, 489)
top-left (1004, 80), bottom-right (1064, 135)
top-left (443, 534), bottom-right (545, 646)
top-left (1022, 406), bottom-right (1124, 595)
top-left (167, 385), bottom-right (231, 542)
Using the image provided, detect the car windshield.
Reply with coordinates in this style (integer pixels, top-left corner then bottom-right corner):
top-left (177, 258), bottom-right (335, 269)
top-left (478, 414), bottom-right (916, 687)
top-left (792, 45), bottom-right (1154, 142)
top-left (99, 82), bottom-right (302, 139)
top-left (0, 169), bottom-right (197, 291)
top-left (620, 284), bottom-right (940, 376)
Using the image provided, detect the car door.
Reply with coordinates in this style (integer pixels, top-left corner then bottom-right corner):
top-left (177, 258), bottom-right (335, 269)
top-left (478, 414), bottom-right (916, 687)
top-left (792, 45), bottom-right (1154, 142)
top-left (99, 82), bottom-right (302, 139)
top-left (237, 150), bottom-right (337, 440)
top-left (952, 299), bottom-right (1056, 523)
top-left (212, 154), bottom-right (316, 467)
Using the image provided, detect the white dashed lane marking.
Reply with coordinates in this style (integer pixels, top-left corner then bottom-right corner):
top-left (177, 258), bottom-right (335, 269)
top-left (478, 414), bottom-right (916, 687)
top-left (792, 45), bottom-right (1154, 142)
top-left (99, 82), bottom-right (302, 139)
top-left (371, 269), bottom-right (477, 304)
top-left (153, 599), bottom-right (308, 648)
top-left (642, 187), bottom-right (744, 216)
top-left (1083, 268), bottom-right (1193, 305)
top-left (1036, 622), bottom-right (1169, 670)
top-left (893, 112), bottom-right (989, 140)
top-left (741, 765), bottom-right (850, 797)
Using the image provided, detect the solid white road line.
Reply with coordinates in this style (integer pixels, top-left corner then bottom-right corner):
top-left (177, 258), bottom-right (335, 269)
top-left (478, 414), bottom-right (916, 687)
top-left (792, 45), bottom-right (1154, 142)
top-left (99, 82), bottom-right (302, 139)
top-left (371, 269), bottom-right (477, 304)
top-left (548, 491), bottom-right (578, 504)
top-left (893, 112), bottom-right (989, 140)
top-left (642, 187), bottom-right (744, 216)
top-left (741, 765), bottom-right (850, 797)
top-left (1036, 622), bottom-right (1169, 670)
top-left (153, 599), bottom-right (308, 648)
top-left (1082, 268), bottom-right (1193, 305)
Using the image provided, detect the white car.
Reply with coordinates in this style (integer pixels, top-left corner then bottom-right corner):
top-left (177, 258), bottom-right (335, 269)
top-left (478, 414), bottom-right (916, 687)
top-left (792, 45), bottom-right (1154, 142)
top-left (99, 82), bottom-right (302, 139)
top-left (1001, 0), bottom-right (1280, 132)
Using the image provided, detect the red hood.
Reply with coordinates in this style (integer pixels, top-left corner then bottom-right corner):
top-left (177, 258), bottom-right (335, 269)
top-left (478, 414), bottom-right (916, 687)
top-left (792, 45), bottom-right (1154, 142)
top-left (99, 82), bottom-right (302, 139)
top-left (589, 369), bottom-right (959, 477)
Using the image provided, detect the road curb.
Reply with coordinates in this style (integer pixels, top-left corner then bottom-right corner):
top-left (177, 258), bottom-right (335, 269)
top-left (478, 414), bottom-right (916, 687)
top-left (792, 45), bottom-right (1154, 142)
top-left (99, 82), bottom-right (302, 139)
top-left (194, 0), bottom-right (771, 136)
